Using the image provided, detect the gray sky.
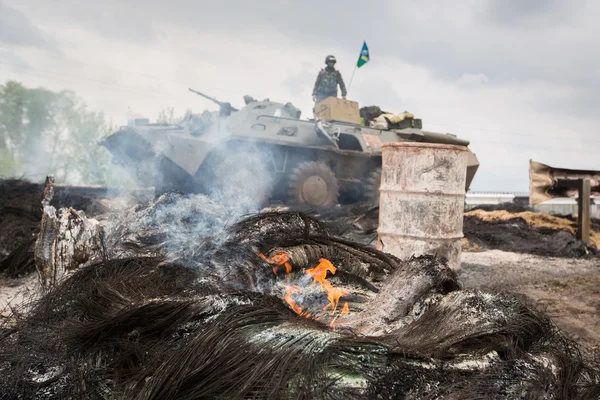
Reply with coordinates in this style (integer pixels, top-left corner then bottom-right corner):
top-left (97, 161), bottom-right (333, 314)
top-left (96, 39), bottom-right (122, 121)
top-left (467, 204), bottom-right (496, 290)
top-left (1, 0), bottom-right (598, 192)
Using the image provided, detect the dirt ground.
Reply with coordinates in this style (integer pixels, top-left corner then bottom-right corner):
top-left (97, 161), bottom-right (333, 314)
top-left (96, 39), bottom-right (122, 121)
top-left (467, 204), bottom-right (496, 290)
top-left (0, 274), bottom-right (39, 318)
top-left (460, 249), bottom-right (600, 357)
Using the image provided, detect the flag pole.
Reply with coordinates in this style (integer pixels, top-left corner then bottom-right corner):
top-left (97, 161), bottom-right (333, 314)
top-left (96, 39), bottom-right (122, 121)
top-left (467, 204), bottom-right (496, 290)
top-left (347, 40), bottom-right (368, 95)
top-left (346, 64), bottom-right (358, 95)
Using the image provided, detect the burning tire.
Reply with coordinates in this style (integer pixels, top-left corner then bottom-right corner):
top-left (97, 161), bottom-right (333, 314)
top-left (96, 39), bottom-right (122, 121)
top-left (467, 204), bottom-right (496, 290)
top-left (365, 167), bottom-right (382, 204)
top-left (287, 161), bottom-right (339, 208)
top-left (210, 151), bottom-right (273, 208)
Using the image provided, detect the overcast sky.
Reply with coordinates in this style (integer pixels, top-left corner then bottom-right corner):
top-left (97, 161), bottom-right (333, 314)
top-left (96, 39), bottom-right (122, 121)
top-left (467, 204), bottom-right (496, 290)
top-left (1, 0), bottom-right (598, 192)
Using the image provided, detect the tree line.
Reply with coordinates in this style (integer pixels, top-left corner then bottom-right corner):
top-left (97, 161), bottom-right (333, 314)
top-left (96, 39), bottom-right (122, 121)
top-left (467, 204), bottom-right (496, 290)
top-left (0, 81), bottom-right (193, 186)
top-left (0, 80), bottom-right (126, 184)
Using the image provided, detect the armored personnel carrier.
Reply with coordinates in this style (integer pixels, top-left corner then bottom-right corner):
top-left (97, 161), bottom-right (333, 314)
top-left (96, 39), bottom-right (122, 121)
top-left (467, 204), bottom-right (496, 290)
top-left (100, 89), bottom-right (479, 208)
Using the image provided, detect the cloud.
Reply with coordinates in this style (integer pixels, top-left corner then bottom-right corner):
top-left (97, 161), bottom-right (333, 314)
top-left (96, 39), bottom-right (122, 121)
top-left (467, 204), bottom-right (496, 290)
top-left (456, 73), bottom-right (489, 88)
top-left (352, 76), bottom-right (410, 112)
top-left (8, 0), bottom-right (598, 87)
top-left (483, 0), bottom-right (577, 27)
top-left (532, 82), bottom-right (600, 119)
top-left (0, 48), bottom-right (29, 68)
top-left (4, 0), bottom-right (156, 45)
top-left (0, 1), bottom-right (59, 51)
top-left (70, 4), bottom-right (157, 45)
top-left (282, 68), bottom-right (316, 98)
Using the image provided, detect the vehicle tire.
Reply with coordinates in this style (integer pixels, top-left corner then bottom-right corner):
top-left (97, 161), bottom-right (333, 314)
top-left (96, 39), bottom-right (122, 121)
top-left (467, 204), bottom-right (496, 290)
top-left (365, 167), bottom-right (382, 205)
top-left (287, 161), bottom-right (339, 208)
top-left (210, 151), bottom-right (273, 209)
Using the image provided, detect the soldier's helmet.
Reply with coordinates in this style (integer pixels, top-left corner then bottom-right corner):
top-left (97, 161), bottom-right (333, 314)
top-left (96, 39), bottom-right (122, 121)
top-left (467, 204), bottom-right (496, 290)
top-left (325, 55), bottom-right (337, 64)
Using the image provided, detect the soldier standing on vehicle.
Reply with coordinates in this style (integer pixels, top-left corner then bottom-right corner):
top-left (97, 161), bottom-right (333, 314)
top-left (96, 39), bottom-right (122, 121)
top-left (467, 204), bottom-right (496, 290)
top-left (312, 55), bottom-right (347, 103)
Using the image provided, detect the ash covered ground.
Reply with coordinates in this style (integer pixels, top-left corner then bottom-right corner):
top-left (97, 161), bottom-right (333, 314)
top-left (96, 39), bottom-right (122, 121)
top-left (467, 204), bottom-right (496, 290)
top-left (1, 179), bottom-right (599, 399)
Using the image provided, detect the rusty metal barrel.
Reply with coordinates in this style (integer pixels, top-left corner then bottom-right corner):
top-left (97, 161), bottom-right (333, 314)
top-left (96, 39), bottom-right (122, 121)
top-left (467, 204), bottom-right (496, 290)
top-left (376, 142), bottom-right (469, 270)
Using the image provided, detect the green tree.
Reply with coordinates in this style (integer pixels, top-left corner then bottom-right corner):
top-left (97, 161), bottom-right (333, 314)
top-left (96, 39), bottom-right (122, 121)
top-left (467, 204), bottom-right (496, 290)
top-left (0, 81), bottom-right (27, 173)
top-left (157, 107), bottom-right (192, 125)
top-left (0, 80), bottom-right (133, 186)
top-left (57, 98), bottom-right (121, 184)
top-left (0, 81), bottom-right (26, 150)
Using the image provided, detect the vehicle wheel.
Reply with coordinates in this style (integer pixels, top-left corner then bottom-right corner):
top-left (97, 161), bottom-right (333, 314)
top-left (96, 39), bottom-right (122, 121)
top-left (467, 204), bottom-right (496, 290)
top-left (365, 167), bottom-right (382, 205)
top-left (210, 151), bottom-right (273, 209)
top-left (287, 161), bottom-right (339, 208)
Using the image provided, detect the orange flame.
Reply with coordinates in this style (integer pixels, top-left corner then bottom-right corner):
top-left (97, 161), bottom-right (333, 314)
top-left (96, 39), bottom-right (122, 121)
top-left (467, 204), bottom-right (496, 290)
top-left (259, 252), bottom-right (292, 275)
top-left (305, 259), bottom-right (348, 313)
top-left (275, 257), bottom-right (351, 326)
top-left (324, 281), bottom-right (349, 313)
top-left (329, 302), bottom-right (350, 329)
top-left (340, 301), bottom-right (349, 316)
top-left (284, 285), bottom-right (304, 315)
top-left (305, 258), bottom-right (336, 288)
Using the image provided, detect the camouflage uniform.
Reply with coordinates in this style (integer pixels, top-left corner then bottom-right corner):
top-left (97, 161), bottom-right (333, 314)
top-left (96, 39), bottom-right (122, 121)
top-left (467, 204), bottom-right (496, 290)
top-left (312, 66), bottom-right (347, 103)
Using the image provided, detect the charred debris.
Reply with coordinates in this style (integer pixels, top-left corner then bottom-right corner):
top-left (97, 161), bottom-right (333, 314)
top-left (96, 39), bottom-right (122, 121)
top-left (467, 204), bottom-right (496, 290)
top-left (1, 179), bottom-right (600, 399)
top-left (463, 204), bottom-right (599, 258)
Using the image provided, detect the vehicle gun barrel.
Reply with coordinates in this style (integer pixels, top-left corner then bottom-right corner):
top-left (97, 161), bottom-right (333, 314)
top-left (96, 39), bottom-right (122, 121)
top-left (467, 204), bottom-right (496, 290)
top-left (188, 88), bottom-right (239, 112)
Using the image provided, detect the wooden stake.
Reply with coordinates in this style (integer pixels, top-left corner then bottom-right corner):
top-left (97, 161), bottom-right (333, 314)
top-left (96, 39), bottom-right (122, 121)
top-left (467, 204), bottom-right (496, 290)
top-left (577, 179), bottom-right (591, 243)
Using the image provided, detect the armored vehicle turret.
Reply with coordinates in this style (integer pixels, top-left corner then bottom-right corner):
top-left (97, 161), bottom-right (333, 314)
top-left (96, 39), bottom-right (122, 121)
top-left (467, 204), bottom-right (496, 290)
top-left (100, 89), bottom-right (479, 208)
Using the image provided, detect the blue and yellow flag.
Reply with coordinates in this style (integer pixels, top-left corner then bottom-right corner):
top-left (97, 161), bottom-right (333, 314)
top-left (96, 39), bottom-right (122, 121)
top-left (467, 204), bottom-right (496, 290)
top-left (357, 41), bottom-right (369, 68)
